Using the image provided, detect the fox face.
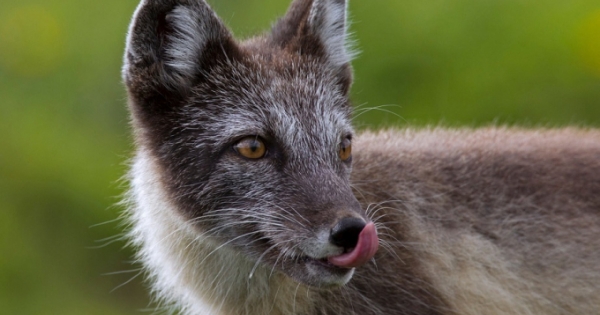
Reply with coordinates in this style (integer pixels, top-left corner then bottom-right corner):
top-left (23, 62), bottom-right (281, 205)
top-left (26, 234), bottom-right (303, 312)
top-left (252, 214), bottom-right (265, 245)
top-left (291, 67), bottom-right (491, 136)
top-left (123, 0), bottom-right (378, 288)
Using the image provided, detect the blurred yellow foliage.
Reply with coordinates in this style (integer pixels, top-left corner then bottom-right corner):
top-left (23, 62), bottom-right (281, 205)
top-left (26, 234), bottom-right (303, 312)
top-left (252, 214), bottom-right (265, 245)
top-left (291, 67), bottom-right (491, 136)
top-left (0, 5), bottom-right (65, 77)
top-left (577, 10), bottom-right (600, 76)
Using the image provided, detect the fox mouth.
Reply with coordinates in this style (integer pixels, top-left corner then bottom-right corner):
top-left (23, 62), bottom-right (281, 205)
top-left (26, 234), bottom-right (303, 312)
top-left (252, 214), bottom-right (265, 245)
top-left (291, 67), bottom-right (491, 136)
top-left (283, 222), bottom-right (379, 285)
top-left (289, 255), bottom-right (355, 286)
top-left (233, 222), bottom-right (379, 287)
top-left (300, 256), bottom-right (349, 272)
top-left (303, 222), bottom-right (379, 268)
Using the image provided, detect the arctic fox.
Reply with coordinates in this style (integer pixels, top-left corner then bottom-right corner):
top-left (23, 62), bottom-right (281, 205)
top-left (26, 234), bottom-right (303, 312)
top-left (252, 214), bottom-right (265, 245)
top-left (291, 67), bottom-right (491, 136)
top-left (122, 0), bottom-right (600, 314)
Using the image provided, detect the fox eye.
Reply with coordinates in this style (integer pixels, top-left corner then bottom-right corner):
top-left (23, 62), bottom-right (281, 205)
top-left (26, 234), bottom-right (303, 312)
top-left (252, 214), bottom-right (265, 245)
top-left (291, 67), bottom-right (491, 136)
top-left (339, 137), bottom-right (352, 162)
top-left (234, 137), bottom-right (266, 159)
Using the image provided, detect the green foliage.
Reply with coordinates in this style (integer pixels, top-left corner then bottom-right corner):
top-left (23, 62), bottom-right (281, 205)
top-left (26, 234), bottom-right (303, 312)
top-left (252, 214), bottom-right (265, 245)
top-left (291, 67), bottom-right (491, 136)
top-left (0, 0), bottom-right (598, 313)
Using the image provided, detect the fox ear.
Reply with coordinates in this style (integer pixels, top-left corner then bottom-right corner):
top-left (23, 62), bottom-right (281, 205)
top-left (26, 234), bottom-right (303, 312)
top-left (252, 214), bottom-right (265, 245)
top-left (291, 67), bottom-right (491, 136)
top-left (306, 0), bottom-right (354, 67)
top-left (272, 0), bottom-right (354, 91)
top-left (123, 0), bottom-right (237, 103)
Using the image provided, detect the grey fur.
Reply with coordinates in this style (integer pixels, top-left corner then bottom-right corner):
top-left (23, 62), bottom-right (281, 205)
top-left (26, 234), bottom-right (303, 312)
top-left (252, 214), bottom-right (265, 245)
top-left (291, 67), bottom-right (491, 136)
top-left (122, 0), bottom-right (600, 314)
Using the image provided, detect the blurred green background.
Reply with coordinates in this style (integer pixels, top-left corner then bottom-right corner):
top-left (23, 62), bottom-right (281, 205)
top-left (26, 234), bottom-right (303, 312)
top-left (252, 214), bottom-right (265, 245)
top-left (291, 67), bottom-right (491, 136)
top-left (0, 0), bottom-right (599, 314)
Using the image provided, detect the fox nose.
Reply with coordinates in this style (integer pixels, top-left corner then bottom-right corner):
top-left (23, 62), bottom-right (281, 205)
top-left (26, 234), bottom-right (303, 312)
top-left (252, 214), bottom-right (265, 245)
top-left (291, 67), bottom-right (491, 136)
top-left (329, 217), bottom-right (367, 251)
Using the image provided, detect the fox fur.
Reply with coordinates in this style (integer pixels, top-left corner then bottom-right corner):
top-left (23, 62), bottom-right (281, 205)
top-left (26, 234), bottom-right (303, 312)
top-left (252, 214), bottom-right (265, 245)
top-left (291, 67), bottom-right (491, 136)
top-left (122, 0), bottom-right (600, 314)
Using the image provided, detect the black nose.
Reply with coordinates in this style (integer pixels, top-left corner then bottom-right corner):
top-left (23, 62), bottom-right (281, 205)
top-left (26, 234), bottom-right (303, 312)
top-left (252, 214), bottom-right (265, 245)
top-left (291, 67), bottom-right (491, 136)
top-left (329, 217), bottom-right (366, 251)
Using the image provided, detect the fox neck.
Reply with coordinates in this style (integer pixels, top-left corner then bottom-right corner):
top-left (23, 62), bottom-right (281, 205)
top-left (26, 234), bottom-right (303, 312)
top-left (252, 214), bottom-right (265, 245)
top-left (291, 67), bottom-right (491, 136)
top-left (128, 148), bottom-right (315, 315)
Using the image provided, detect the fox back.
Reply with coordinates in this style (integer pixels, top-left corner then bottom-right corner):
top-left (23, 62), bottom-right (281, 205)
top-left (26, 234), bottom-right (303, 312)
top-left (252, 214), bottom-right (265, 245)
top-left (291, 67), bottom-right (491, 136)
top-left (122, 0), bottom-right (600, 314)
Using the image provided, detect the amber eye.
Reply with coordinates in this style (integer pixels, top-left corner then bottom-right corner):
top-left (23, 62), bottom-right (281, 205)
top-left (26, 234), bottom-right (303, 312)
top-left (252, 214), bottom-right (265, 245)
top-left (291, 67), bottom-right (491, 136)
top-left (339, 137), bottom-right (352, 161)
top-left (234, 137), bottom-right (266, 159)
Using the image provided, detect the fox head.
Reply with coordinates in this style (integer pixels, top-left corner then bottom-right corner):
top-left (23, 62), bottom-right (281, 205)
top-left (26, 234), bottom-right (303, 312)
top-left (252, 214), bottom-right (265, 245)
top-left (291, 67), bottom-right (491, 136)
top-left (123, 0), bottom-right (377, 288)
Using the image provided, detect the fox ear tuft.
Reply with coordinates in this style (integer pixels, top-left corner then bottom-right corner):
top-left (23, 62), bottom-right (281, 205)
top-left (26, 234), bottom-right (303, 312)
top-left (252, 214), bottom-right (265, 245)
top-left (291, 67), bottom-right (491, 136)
top-left (307, 0), bottom-right (354, 67)
top-left (272, 0), bottom-right (354, 66)
top-left (272, 0), bottom-right (354, 92)
top-left (123, 0), bottom-right (237, 100)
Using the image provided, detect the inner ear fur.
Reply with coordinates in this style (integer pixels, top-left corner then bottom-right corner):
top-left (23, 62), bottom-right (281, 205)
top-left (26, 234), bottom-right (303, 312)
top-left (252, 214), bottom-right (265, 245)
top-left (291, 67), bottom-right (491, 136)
top-left (270, 0), bottom-right (354, 93)
top-left (123, 0), bottom-right (239, 105)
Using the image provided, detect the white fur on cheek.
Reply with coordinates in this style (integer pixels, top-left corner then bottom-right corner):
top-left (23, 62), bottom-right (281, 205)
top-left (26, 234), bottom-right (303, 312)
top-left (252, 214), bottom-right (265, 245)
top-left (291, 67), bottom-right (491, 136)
top-left (127, 150), bottom-right (219, 314)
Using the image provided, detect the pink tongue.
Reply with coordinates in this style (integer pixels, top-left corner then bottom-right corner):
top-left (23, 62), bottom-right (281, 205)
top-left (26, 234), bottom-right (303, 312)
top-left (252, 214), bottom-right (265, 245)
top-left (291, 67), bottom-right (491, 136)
top-left (328, 222), bottom-right (379, 268)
